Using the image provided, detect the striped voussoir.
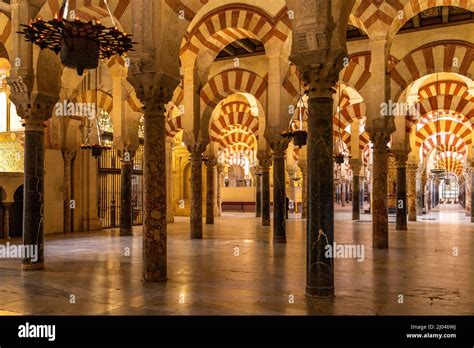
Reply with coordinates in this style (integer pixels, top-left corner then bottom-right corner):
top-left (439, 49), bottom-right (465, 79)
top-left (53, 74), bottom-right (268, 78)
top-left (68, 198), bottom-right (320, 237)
top-left (406, 94), bottom-right (474, 132)
top-left (200, 68), bottom-right (267, 109)
top-left (209, 101), bottom-right (258, 143)
top-left (180, 4), bottom-right (291, 59)
top-left (74, 90), bottom-right (113, 115)
top-left (390, 40), bottom-right (474, 101)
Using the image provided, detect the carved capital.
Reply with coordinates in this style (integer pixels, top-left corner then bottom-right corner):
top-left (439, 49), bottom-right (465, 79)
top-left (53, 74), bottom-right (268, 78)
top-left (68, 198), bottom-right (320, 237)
top-left (62, 150), bottom-right (76, 162)
top-left (204, 157), bottom-right (217, 169)
top-left (270, 139), bottom-right (290, 159)
top-left (305, 55), bottom-right (345, 99)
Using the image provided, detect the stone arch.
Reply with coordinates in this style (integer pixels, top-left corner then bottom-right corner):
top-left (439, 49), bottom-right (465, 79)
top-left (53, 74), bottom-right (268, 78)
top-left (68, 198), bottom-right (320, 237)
top-left (389, 1), bottom-right (474, 41)
top-left (200, 68), bottom-right (267, 142)
top-left (180, 3), bottom-right (291, 71)
top-left (390, 40), bottom-right (474, 100)
top-left (74, 90), bottom-right (113, 114)
top-left (210, 101), bottom-right (259, 143)
top-left (406, 94), bottom-right (474, 132)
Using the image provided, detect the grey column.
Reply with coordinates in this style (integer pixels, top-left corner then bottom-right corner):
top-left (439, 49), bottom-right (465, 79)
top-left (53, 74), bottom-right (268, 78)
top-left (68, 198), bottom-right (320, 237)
top-left (120, 152), bottom-right (133, 236)
top-left (272, 142), bottom-right (288, 243)
top-left (395, 155), bottom-right (407, 231)
top-left (205, 158), bottom-right (216, 225)
top-left (260, 159), bottom-right (272, 226)
top-left (189, 145), bottom-right (204, 238)
top-left (255, 168), bottom-right (262, 218)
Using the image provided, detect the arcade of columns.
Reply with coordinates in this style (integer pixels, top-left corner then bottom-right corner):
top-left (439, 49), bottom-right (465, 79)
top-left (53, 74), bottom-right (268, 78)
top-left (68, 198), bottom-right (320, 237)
top-left (1, 0), bottom-right (473, 298)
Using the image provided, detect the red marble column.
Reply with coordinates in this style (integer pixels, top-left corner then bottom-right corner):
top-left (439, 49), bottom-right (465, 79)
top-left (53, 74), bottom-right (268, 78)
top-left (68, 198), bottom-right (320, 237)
top-left (372, 133), bottom-right (389, 249)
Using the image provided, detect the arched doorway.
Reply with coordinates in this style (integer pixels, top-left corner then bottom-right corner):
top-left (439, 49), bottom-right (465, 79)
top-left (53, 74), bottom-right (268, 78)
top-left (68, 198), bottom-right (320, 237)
top-left (10, 185), bottom-right (23, 238)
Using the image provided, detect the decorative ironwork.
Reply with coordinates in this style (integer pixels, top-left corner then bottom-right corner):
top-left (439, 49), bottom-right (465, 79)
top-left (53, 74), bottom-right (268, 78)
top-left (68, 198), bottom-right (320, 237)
top-left (19, 0), bottom-right (135, 76)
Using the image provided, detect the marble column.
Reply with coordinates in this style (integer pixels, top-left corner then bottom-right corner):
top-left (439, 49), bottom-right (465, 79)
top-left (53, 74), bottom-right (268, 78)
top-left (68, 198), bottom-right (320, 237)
top-left (416, 173), bottom-right (423, 216)
top-left (120, 151), bottom-right (133, 236)
top-left (427, 176), bottom-right (432, 211)
top-left (2, 203), bottom-right (11, 240)
top-left (407, 162), bottom-right (418, 222)
top-left (216, 164), bottom-right (224, 217)
top-left (395, 154), bottom-right (407, 231)
top-left (350, 160), bottom-right (361, 221)
top-left (166, 141), bottom-right (174, 224)
top-left (271, 142), bottom-right (288, 243)
top-left (23, 118), bottom-right (47, 269)
top-left (300, 163), bottom-right (308, 219)
top-left (372, 134), bottom-right (389, 248)
top-left (62, 151), bottom-right (76, 234)
top-left (205, 158), bottom-right (216, 225)
top-left (142, 99), bottom-right (168, 282)
top-left (306, 92), bottom-right (335, 298)
top-left (471, 168), bottom-right (474, 222)
top-left (260, 159), bottom-right (272, 226)
top-left (189, 145), bottom-right (204, 238)
top-left (255, 167), bottom-right (262, 218)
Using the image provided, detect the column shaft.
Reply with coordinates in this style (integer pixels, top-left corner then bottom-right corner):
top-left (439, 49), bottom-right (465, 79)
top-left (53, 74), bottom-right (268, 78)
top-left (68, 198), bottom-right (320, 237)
top-left (255, 171), bottom-right (262, 218)
top-left (272, 146), bottom-right (287, 243)
top-left (306, 96), bottom-right (334, 298)
top-left (261, 161), bottom-right (271, 226)
top-left (23, 122), bottom-right (45, 270)
top-left (352, 175), bottom-right (360, 220)
top-left (120, 158), bottom-right (133, 236)
top-left (143, 108), bottom-right (167, 282)
top-left (372, 136), bottom-right (389, 248)
top-left (396, 162), bottom-right (407, 230)
top-left (407, 164), bottom-right (417, 222)
top-left (190, 147), bottom-right (203, 238)
top-left (62, 152), bottom-right (75, 234)
top-left (205, 161), bottom-right (216, 225)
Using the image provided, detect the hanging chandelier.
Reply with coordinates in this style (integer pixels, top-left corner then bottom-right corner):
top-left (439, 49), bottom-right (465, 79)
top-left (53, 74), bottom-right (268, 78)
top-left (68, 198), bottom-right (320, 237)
top-left (19, 0), bottom-right (135, 76)
top-left (80, 68), bottom-right (112, 158)
top-left (281, 68), bottom-right (308, 148)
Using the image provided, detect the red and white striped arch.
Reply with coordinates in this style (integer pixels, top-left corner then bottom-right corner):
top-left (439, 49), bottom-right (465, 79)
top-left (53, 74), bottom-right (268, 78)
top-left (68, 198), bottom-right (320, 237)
top-left (415, 119), bottom-right (471, 149)
top-left (406, 94), bottom-right (474, 132)
top-left (390, 41), bottom-right (474, 100)
top-left (166, 115), bottom-right (183, 140)
top-left (200, 68), bottom-right (267, 109)
top-left (215, 129), bottom-right (256, 151)
top-left (421, 133), bottom-right (468, 158)
top-left (209, 101), bottom-right (258, 142)
top-left (180, 4), bottom-right (291, 60)
top-left (418, 80), bottom-right (474, 101)
top-left (389, 0), bottom-right (474, 40)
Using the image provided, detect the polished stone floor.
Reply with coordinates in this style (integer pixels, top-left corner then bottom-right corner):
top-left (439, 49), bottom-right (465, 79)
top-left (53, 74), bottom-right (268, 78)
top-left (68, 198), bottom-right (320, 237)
top-left (0, 205), bottom-right (473, 315)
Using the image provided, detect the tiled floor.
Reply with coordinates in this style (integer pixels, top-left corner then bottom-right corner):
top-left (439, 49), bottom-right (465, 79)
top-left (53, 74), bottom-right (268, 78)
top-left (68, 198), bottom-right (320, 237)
top-left (0, 205), bottom-right (473, 315)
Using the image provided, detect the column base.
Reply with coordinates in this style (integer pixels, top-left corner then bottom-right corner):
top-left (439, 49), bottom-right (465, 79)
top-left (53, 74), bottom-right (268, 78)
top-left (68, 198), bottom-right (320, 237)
top-left (143, 274), bottom-right (167, 282)
top-left (306, 286), bottom-right (335, 299)
top-left (262, 219), bottom-right (270, 226)
top-left (273, 235), bottom-right (286, 243)
top-left (22, 262), bottom-right (45, 271)
top-left (373, 240), bottom-right (389, 249)
top-left (396, 224), bottom-right (407, 231)
top-left (256, 213), bottom-right (262, 218)
top-left (120, 228), bottom-right (133, 236)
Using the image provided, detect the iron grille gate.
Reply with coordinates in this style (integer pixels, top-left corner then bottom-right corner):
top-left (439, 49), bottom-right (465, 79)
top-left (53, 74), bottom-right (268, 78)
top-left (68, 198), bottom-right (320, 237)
top-left (98, 145), bottom-right (144, 228)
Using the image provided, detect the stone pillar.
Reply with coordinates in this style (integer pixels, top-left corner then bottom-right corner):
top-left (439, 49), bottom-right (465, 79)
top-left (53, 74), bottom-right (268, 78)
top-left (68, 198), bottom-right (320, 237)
top-left (465, 167), bottom-right (472, 217)
top-left (2, 203), bottom-right (11, 240)
top-left (140, 96), bottom-right (169, 281)
top-left (299, 162), bottom-right (308, 219)
top-left (119, 151), bottom-right (134, 236)
top-left (305, 68), bottom-right (337, 298)
top-left (395, 154), bottom-right (407, 230)
top-left (407, 162), bottom-right (418, 222)
top-left (216, 164), bottom-right (224, 217)
top-left (416, 172), bottom-right (423, 216)
top-left (271, 141), bottom-right (288, 243)
top-left (427, 176), bottom-right (432, 211)
top-left (205, 158), bottom-right (216, 225)
top-left (260, 158), bottom-right (272, 226)
top-left (22, 117), bottom-right (47, 269)
top-left (255, 167), bottom-right (262, 218)
top-left (189, 145), bottom-right (204, 238)
top-left (166, 140), bottom-right (174, 223)
top-left (350, 160), bottom-right (362, 221)
top-left (372, 134), bottom-right (389, 248)
top-left (62, 151), bottom-right (76, 234)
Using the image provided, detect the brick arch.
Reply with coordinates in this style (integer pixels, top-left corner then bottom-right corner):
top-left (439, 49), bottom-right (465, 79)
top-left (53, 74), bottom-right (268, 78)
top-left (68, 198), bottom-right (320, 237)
top-left (389, 1), bottom-right (474, 40)
top-left (74, 89), bottom-right (113, 114)
top-left (38, 0), bottom-right (130, 23)
top-left (217, 130), bottom-right (256, 151)
top-left (0, 12), bottom-right (11, 60)
top-left (166, 115), bottom-right (183, 140)
top-left (418, 80), bottom-right (474, 100)
top-left (334, 102), bottom-right (366, 130)
top-left (421, 133), bottom-right (468, 158)
top-left (406, 94), bottom-right (474, 131)
top-left (434, 152), bottom-right (465, 176)
top-left (180, 4), bottom-right (291, 67)
top-left (390, 40), bottom-right (474, 100)
top-left (415, 119), bottom-right (471, 151)
top-left (351, 0), bottom-right (404, 34)
top-left (339, 129), bottom-right (370, 152)
top-left (210, 101), bottom-right (259, 141)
